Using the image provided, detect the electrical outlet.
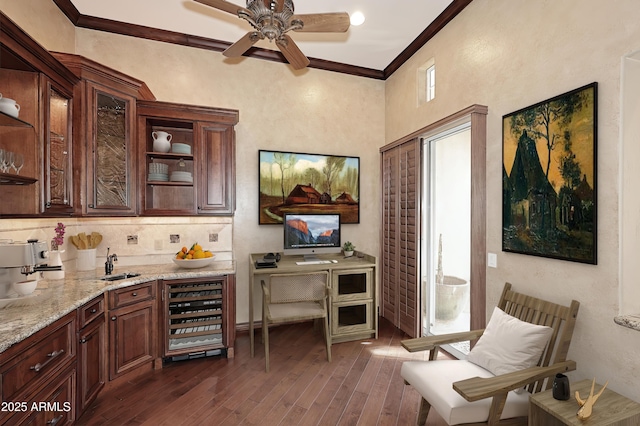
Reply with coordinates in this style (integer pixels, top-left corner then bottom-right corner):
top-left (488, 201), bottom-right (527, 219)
top-left (170, 234), bottom-right (180, 244)
top-left (209, 233), bottom-right (218, 242)
top-left (127, 235), bottom-right (138, 245)
top-left (154, 239), bottom-right (163, 250)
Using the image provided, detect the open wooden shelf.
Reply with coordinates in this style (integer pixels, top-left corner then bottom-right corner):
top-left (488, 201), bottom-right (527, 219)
top-left (0, 172), bottom-right (37, 185)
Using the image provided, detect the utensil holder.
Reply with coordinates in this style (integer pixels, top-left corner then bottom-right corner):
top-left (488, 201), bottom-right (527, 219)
top-left (76, 248), bottom-right (97, 271)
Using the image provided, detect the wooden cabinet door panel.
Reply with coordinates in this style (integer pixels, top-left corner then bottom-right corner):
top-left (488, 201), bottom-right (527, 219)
top-left (197, 123), bottom-right (235, 215)
top-left (108, 301), bottom-right (155, 380)
top-left (78, 316), bottom-right (105, 412)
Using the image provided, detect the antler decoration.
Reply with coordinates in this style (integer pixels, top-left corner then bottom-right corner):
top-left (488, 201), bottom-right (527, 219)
top-left (575, 378), bottom-right (608, 420)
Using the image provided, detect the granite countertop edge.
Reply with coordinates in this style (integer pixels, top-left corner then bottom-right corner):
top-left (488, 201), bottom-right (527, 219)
top-left (0, 261), bottom-right (235, 354)
top-left (614, 314), bottom-right (640, 332)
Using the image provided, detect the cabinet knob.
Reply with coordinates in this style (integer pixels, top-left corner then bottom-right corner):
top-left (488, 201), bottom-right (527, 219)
top-left (111, 316), bottom-right (117, 321)
top-left (90, 308), bottom-right (97, 313)
top-left (132, 292), bottom-right (137, 297)
top-left (89, 204), bottom-right (95, 208)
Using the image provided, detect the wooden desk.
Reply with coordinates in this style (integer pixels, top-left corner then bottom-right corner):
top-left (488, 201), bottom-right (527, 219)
top-left (529, 379), bottom-right (640, 425)
top-left (248, 252), bottom-right (377, 357)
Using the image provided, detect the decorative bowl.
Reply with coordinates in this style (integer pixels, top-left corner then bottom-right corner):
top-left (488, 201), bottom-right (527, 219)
top-left (171, 143), bottom-right (191, 154)
top-left (12, 280), bottom-right (37, 296)
top-left (172, 256), bottom-right (215, 269)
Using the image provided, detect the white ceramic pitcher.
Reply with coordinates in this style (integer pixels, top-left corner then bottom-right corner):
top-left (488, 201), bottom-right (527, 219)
top-left (152, 131), bottom-right (172, 153)
top-left (0, 93), bottom-right (20, 118)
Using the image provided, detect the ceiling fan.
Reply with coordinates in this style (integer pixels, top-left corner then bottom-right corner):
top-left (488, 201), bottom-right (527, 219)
top-left (194, 0), bottom-right (351, 69)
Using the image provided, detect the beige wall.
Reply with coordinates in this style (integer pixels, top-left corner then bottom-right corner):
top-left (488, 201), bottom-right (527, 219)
top-left (386, 0), bottom-right (640, 401)
top-left (0, 0), bottom-right (75, 52)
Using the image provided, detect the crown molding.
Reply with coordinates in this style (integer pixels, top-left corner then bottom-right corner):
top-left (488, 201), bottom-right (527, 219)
top-left (53, 0), bottom-right (472, 80)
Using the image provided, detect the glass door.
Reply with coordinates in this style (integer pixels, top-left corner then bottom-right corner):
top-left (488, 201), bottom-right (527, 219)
top-left (43, 81), bottom-right (73, 214)
top-left (421, 123), bottom-right (471, 357)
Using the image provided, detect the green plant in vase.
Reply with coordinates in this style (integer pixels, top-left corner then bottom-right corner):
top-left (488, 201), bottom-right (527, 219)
top-left (342, 241), bottom-right (355, 257)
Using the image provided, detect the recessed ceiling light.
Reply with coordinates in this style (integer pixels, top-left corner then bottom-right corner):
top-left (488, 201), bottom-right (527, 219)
top-left (350, 11), bottom-right (365, 26)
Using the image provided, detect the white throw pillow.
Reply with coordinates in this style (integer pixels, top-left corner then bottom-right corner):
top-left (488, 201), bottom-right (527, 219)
top-left (467, 306), bottom-right (553, 377)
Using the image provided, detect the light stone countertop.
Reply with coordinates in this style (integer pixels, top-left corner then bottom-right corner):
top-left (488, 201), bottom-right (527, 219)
top-left (614, 314), bottom-right (640, 332)
top-left (0, 260), bottom-right (235, 353)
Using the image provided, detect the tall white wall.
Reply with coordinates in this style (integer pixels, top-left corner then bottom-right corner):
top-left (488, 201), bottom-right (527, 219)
top-left (386, 0), bottom-right (640, 401)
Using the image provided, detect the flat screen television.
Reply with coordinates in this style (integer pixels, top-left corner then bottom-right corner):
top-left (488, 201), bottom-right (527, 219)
top-left (283, 213), bottom-right (341, 260)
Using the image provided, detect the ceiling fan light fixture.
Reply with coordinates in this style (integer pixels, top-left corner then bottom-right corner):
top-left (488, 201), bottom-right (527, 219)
top-left (350, 11), bottom-right (365, 26)
top-left (195, 0), bottom-right (350, 69)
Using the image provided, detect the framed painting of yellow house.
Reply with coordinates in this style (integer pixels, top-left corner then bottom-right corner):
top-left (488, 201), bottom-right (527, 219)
top-left (502, 82), bottom-right (597, 264)
top-left (258, 150), bottom-right (360, 224)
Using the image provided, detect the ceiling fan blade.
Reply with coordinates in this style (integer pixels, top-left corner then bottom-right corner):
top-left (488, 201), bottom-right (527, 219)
top-left (223, 32), bottom-right (260, 57)
top-left (193, 0), bottom-right (248, 16)
top-left (276, 35), bottom-right (310, 70)
top-left (292, 12), bottom-right (350, 33)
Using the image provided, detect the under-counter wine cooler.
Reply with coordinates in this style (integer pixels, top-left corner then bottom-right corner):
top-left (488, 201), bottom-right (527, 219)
top-left (162, 275), bottom-right (235, 360)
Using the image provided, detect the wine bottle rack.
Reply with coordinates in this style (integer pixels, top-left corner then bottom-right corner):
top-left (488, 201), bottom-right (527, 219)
top-left (165, 279), bottom-right (229, 357)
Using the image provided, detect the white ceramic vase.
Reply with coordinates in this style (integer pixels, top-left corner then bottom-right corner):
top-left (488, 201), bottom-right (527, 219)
top-left (152, 131), bottom-right (172, 153)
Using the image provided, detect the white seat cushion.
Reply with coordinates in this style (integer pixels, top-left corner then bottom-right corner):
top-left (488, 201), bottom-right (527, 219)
top-left (401, 359), bottom-right (530, 425)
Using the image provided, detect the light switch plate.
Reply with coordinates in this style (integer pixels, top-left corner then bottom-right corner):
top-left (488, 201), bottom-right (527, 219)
top-left (488, 252), bottom-right (497, 268)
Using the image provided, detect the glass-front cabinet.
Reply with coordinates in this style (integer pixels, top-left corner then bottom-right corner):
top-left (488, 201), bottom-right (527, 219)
top-left (52, 52), bottom-right (152, 216)
top-left (42, 78), bottom-right (73, 215)
top-left (0, 23), bottom-right (77, 217)
top-left (85, 86), bottom-right (136, 215)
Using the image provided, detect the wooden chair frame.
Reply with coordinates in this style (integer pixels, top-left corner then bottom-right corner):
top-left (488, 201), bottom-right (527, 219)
top-left (261, 271), bottom-right (331, 372)
top-left (401, 282), bottom-right (580, 425)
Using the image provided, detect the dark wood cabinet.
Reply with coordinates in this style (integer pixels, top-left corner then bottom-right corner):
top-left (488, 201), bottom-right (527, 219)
top-left (107, 282), bottom-right (157, 380)
top-left (41, 75), bottom-right (74, 215)
top-left (20, 364), bottom-right (76, 426)
top-left (137, 101), bottom-right (238, 216)
top-left (0, 13), bottom-right (78, 217)
top-left (77, 295), bottom-right (106, 413)
top-left (2, 13), bottom-right (239, 218)
top-left (0, 312), bottom-right (77, 426)
top-left (51, 53), bottom-right (155, 216)
top-left (197, 122), bottom-right (236, 214)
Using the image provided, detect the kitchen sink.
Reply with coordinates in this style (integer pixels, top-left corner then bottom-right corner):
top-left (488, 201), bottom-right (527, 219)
top-left (100, 272), bottom-right (141, 281)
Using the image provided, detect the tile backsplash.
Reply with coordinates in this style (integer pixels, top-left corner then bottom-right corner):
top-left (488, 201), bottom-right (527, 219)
top-left (0, 216), bottom-right (233, 270)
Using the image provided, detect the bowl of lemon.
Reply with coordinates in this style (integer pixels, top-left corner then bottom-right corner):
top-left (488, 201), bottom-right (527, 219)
top-left (172, 243), bottom-right (215, 269)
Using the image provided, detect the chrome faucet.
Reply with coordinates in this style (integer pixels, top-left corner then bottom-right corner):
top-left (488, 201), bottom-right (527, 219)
top-left (105, 247), bottom-right (118, 275)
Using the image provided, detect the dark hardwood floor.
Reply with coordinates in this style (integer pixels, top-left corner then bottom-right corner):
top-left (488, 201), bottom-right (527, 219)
top-left (77, 318), bottom-right (449, 425)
